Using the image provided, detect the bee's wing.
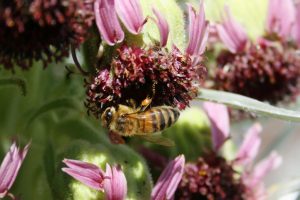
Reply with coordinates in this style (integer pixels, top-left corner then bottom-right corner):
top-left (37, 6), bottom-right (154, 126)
top-left (124, 111), bottom-right (153, 119)
top-left (124, 108), bottom-right (162, 121)
top-left (139, 133), bottom-right (175, 147)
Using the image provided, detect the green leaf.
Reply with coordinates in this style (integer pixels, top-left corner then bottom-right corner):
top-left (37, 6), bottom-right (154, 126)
top-left (51, 118), bottom-right (108, 145)
top-left (0, 77), bottom-right (27, 95)
top-left (26, 98), bottom-right (80, 127)
top-left (197, 89), bottom-right (300, 122)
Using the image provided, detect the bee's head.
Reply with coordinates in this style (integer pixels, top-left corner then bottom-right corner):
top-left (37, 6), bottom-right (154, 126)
top-left (101, 107), bottom-right (116, 128)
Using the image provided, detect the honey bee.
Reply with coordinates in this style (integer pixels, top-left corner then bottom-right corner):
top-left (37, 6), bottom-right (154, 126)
top-left (101, 104), bottom-right (180, 137)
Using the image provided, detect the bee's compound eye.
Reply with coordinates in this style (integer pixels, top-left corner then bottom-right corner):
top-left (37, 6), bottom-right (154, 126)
top-left (105, 109), bottom-right (113, 124)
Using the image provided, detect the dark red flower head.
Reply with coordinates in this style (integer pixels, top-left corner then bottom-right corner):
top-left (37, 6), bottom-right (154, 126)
top-left (175, 152), bottom-right (246, 200)
top-left (213, 42), bottom-right (300, 104)
top-left (85, 45), bottom-right (207, 117)
top-left (0, 0), bottom-right (94, 70)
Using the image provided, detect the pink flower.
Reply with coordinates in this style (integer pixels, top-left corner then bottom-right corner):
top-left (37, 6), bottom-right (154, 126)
top-left (246, 152), bottom-right (282, 187)
top-left (152, 7), bottom-right (170, 47)
top-left (186, 2), bottom-right (209, 56)
top-left (232, 123), bottom-right (281, 199)
top-left (235, 123), bottom-right (262, 166)
top-left (266, 0), bottom-right (296, 39)
top-left (203, 102), bottom-right (282, 199)
top-left (115, 0), bottom-right (145, 34)
top-left (216, 6), bottom-right (248, 53)
top-left (62, 159), bottom-right (127, 200)
top-left (242, 152), bottom-right (282, 199)
top-left (151, 155), bottom-right (185, 200)
top-left (203, 102), bottom-right (230, 152)
top-left (0, 142), bottom-right (30, 199)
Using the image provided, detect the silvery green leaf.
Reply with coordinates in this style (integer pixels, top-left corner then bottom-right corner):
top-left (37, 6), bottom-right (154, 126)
top-left (197, 89), bottom-right (300, 122)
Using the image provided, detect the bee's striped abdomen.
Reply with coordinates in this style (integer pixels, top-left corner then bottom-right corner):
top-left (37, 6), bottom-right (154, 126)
top-left (146, 106), bottom-right (180, 133)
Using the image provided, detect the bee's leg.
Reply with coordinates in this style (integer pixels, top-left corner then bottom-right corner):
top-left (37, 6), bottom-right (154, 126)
top-left (109, 131), bottom-right (125, 144)
top-left (124, 81), bottom-right (157, 115)
top-left (138, 97), bottom-right (152, 112)
top-left (123, 96), bottom-right (152, 115)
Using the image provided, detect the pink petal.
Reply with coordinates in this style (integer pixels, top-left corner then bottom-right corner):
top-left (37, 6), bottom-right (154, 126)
top-left (94, 0), bottom-right (125, 46)
top-left (245, 151), bottom-right (282, 188)
top-left (104, 164), bottom-right (127, 200)
top-left (253, 151), bottom-right (282, 182)
top-left (235, 123), bottom-right (262, 166)
top-left (207, 23), bottom-right (220, 43)
top-left (216, 6), bottom-right (248, 53)
top-left (0, 142), bottom-right (30, 194)
top-left (0, 191), bottom-right (8, 198)
top-left (186, 2), bottom-right (209, 56)
top-left (0, 143), bottom-right (17, 178)
top-left (152, 7), bottom-right (169, 47)
top-left (62, 159), bottom-right (105, 191)
top-left (278, 0), bottom-right (295, 38)
top-left (203, 102), bottom-right (230, 152)
top-left (63, 159), bottom-right (102, 172)
top-left (266, 0), bottom-right (296, 39)
top-left (115, 0), bottom-right (145, 34)
top-left (257, 37), bottom-right (276, 47)
top-left (215, 24), bottom-right (237, 53)
top-left (151, 155), bottom-right (185, 200)
top-left (294, 3), bottom-right (300, 46)
top-left (266, 0), bottom-right (279, 32)
top-left (243, 180), bottom-right (267, 200)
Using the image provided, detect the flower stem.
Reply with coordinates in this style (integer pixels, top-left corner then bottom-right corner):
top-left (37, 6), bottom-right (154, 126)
top-left (71, 45), bottom-right (89, 76)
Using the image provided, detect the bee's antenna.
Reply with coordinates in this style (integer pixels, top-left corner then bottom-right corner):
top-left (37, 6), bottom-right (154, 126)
top-left (152, 81), bottom-right (157, 97)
